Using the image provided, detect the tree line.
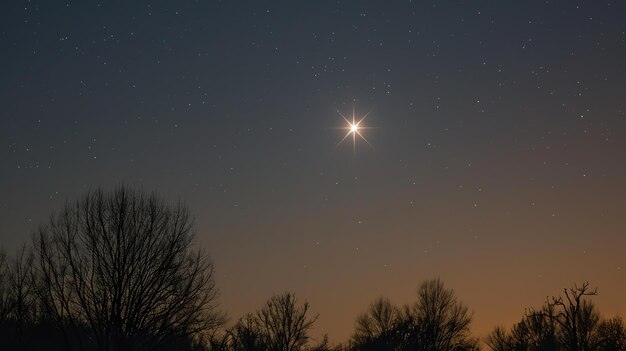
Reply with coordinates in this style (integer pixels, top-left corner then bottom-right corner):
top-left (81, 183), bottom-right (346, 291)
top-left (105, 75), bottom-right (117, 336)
top-left (0, 185), bottom-right (624, 350)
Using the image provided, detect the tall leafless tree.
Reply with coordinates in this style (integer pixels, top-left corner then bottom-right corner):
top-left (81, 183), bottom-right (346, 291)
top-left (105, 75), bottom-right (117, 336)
top-left (523, 303), bottom-right (560, 350)
top-left (228, 313), bottom-right (267, 351)
top-left (486, 304), bottom-right (559, 351)
top-left (227, 292), bottom-right (317, 351)
top-left (486, 282), bottom-right (602, 351)
top-left (548, 282), bottom-right (599, 351)
top-left (7, 244), bottom-right (37, 348)
top-left (593, 316), bottom-right (626, 351)
top-left (404, 278), bottom-right (474, 350)
top-left (0, 248), bottom-right (9, 325)
top-left (256, 292), bottom-right (317, 351)
top-left (32, 186), bottom-right (224, 351)
top-left (351, 296), bottom-right (398, 350)
top-left (349, 279), bottom-right (476, 351)
top-left (484, 326), bottom-right (512, 351)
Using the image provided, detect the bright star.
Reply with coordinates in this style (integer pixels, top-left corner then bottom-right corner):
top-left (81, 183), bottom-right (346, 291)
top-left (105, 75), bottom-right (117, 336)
top-left (336, 105), bottom-right (372, 155)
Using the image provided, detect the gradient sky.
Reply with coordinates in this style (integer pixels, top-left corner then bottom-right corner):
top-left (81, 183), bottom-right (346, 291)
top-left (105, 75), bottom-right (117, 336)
top-left (2, 0), bottom-right (626, 344)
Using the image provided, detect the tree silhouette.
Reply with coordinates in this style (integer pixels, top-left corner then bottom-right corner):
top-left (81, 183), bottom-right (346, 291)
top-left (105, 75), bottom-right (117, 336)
top-left (485, 282), bottom-right (608, 351)
top-left (351, 296), bottom-right (399, 351)
top-left (523, 303), bottom-right (560, 350)
top-left (7, 245), bottom-right (38, 349)
top-left (5, 185), bottom-right (626, 351)
top-left (228, 313), bottom-right (267, 351)
top-left (257, 292), bottom-right (317, 351)
top-left (485, 326), bottom-right (513, 351)
top-left (227, 292), bottom-right (318, 351)
top-left (33, 185), bottom-right (224, 350)
top-left (350, 278), bottom-right (477, 351)
top-left (403, 278), bottom-right (475, 350)
top-left (486, 304), bottom-right (559, 351)
top-left (0, 245), bottom-right (40, 350)
top-left (547, 282), bottom-right (599, 351)
top-left (0, 248), bottom-right (9, 325)
top-left (593, 316), bottom-right (626, 351)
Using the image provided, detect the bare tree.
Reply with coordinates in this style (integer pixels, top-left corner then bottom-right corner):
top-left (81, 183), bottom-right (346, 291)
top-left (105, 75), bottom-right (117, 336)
top-left (404, 278), bottom-right (474, 350)
top-left (228, 292), bottom-right (317, 351)
top-left (256, 292), bottom-right (317, 351)
top-left (229, 313), bottom-right (266, 351)
top-left (0, 248), bottom-right (9, 325)
top-left (7, 244), bottom-right (37, 348)
top-left (547, 282), bottom-right (599, 351)
top-left (351, 296), bottom-right (397, 346)
top-left (33, 185), bottom-right (224, 350)
top-left (348, 279), bottom-right (475, 351)
top-left (308, 334), bottom-right (331, 351)
top-left (486, 304), bottom-right (559, 351)
top-left (485, 326), bottom-right (512, 351)
top-left (522, 303), bottom-right (560, 350)
top-left (489, 282), bottom-right (601, 351)
top-left (593, 316), bottom-right (626, 351)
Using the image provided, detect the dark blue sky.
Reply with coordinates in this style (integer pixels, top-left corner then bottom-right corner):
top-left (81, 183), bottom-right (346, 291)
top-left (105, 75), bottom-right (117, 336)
top-left (2, 0), bottom-right (626, 342)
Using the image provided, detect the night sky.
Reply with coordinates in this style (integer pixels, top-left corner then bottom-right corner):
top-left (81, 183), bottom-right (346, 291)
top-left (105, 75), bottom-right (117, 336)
top-left (2, 0), bottom-right (626, 343)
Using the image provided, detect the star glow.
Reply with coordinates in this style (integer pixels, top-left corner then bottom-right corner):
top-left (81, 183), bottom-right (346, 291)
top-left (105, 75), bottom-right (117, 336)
top-left (336, 105), bottom-right (372, 155)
